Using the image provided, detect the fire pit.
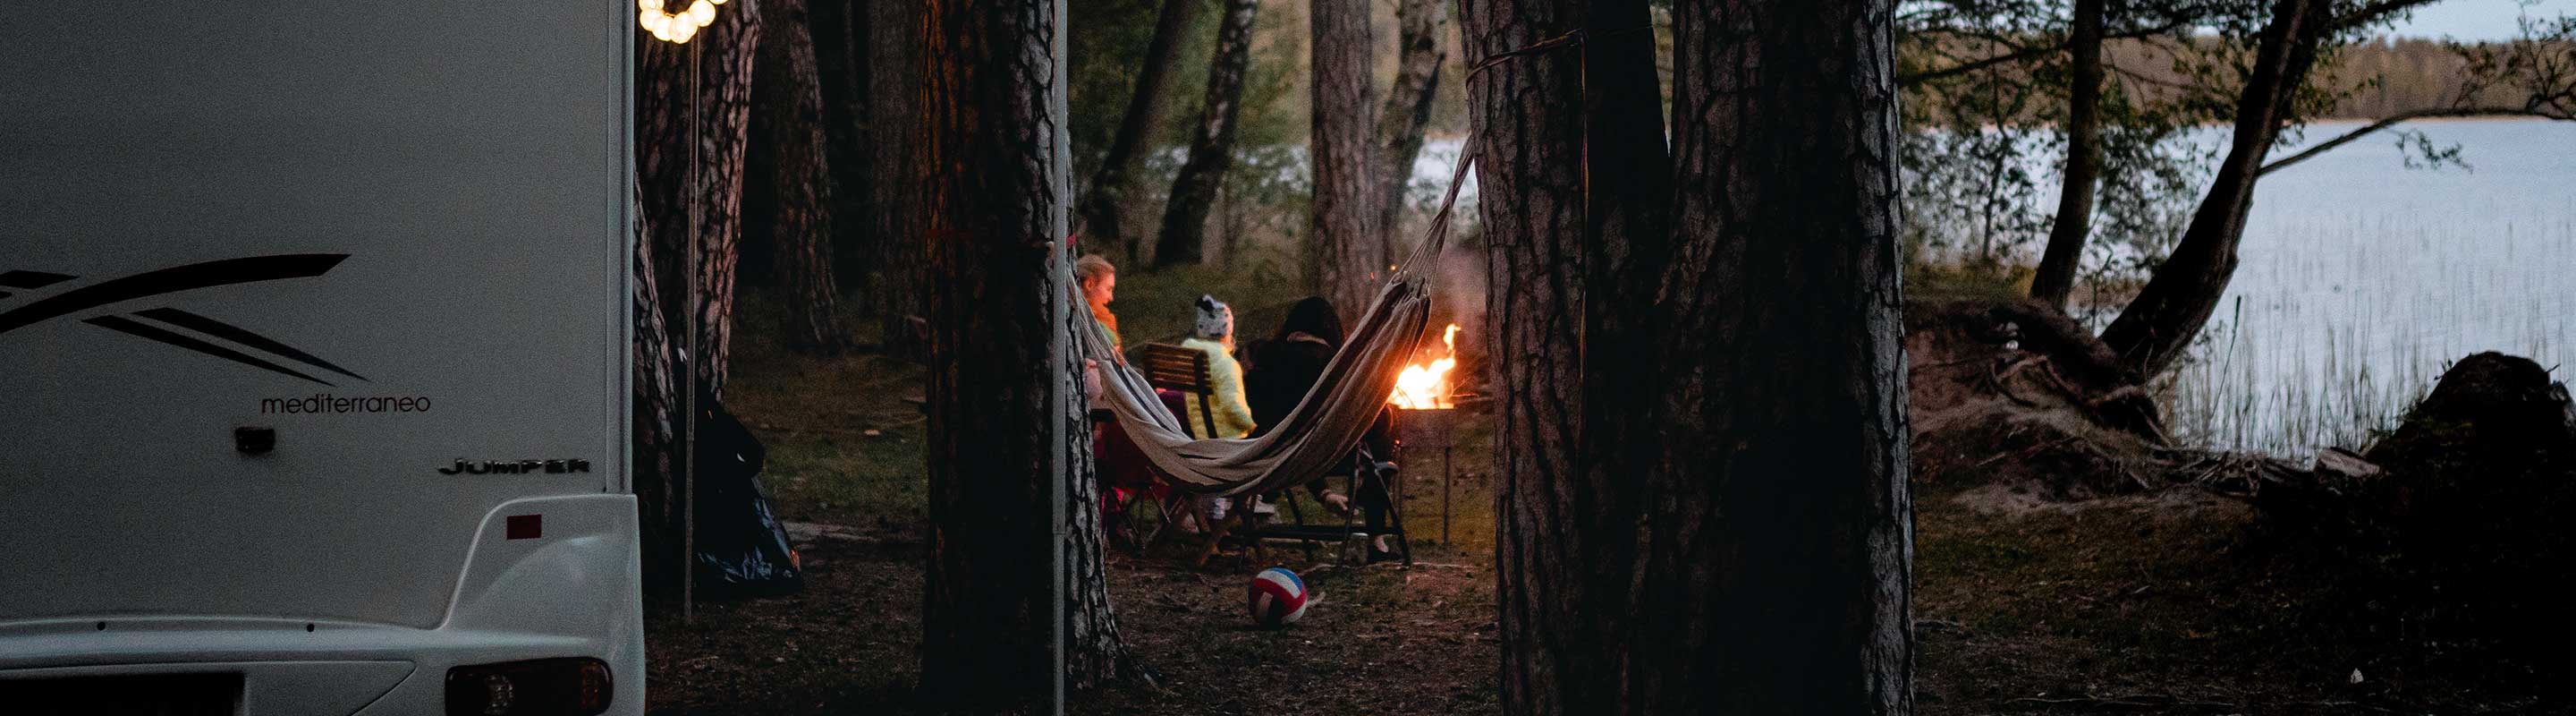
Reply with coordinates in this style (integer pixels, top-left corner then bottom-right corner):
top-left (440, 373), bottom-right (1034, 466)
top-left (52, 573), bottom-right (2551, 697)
top-left (1390, 324), bottom-right (1471, 543)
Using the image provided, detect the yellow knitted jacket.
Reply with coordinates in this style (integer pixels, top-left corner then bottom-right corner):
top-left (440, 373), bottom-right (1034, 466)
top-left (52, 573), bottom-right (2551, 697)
top-left (1178, 337), bottom-right (1256, 439)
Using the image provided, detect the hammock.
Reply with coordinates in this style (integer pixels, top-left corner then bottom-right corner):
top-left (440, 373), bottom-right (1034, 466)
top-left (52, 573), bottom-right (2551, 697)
top-left (1080, 145), bottom-right (1478, 498)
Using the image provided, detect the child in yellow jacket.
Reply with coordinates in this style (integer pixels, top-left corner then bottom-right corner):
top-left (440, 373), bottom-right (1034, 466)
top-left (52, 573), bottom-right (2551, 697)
top-left (1179, 294), bottom-right (1256, 439)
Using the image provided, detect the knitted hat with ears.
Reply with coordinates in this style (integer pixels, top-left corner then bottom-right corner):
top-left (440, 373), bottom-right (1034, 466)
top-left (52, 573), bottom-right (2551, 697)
top-left (1193, 294), bottom-right (1233, 340)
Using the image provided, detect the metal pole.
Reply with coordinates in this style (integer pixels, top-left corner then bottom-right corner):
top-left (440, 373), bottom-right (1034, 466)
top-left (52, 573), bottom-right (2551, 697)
top-left (680, 37), bottom-right (700, 626)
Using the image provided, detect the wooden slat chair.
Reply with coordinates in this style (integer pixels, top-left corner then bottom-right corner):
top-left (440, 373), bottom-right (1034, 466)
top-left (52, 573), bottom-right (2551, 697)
top-left (1133, 344), bottom-right (1224, 438)
top-left (1130, 343), bottom-right (1246, 563)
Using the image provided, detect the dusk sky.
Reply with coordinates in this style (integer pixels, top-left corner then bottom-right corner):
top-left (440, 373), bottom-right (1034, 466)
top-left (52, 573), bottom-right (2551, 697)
top-left (2387, 0), bottom-right (2571, 39)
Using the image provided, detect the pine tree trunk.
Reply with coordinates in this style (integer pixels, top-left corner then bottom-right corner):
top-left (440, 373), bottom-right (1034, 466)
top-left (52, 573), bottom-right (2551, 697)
top-left (1310, 0), bottom-right (1381, 311)
top-left (1465, 0), bottom-right (1606, 709)
top-left (1075, 0), bottom-right (1202, 266)
top-left (1061, 303), bottom-right (1148, 691)
top-left (1375, 0), bottom-right (1449, 243)
top-left (2098, 0), bottom-right (2332, 376)
top-left (1652, 0), bottom-right (1911, 710)
top-left (639, 2), bottom-right (760, 395)
top-left (867, 0), bottom-right (927, 320)
top-left (809, 0), bottom-right (875, 304)
top-left (1469, 0), bottom-right (1912, 712)
top-left (2029, 0), bottom-right (2105, 306)
top-left (756, 0), bottom-right (847, 354)
top-left (1152, 0), bottom-right (1262, 268)
top-left (635, 2), bottom-right (760, 594)
top-left (631, 187), bottom-right (685, 593)
top-left (916, 0), bottom-right (1069, 711)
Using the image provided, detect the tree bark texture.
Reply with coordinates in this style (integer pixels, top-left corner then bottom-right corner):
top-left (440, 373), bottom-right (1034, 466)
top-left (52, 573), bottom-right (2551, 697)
top-left (2028, 0), bottom-right (2105, 306)
top-left (639, 2), bottom-right (760, 395)
top-left (1461, 2), bottom-right (1650, 712)
top-left (754, 0), bottom-right (847, 354)
top-left (916, 0), bottom-right (1069, 711)
top-left (809, 0), bottom-right (875, 304)
top-left (1309, 0), bottom-right (1382, 311)
top-left (2098, 0), bottom-right (2333, 376)
top-left (1075, 0), bottom-right (1202, 266)
top-left (1375, 0), bottom-right (1450, 243)
top-left (633, 3), bottom-right (759, 596)
top-left (1152, 0), bottom-right (1262, 268)
top-left (867, 0), bottom-right (928, 320)
top-left (631, 187), bottom-right (685, 593)
top-left (1467, 0), bottom-right (1913, 712)
top-left (1060, 261), bottom-right (1146, 692)
top-left (1655, 0), bottom-right (1911, 710)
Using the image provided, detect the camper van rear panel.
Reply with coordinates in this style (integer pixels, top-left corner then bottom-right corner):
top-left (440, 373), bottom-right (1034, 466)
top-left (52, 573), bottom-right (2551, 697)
top-left (1, 2), bottom-right (639, 713)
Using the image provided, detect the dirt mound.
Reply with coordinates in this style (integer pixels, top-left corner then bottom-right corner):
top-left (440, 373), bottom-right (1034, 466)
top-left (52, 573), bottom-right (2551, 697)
top-left (1907, 298), bottom-right (2175, 501)
top-left (2254, 352), bottom-right (2576, 659)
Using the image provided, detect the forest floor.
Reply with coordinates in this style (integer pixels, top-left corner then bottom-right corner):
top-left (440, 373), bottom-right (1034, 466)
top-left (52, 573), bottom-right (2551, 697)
top-left (640, 286), bottom-right (2558, 714)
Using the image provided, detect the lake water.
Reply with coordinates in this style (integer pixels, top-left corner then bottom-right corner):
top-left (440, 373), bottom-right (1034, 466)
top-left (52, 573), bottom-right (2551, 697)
top-left (1396, 122), bottom-right (2574, 457)
top-left (2167, 118), bottom-right (2576, 456)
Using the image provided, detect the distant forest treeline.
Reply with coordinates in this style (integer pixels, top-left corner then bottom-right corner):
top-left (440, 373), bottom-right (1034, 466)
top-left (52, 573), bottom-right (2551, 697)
top-left (2109, 35), bottom-right (2562, 119)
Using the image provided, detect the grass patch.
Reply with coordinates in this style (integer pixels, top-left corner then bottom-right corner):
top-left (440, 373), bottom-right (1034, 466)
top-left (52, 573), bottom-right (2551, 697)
top-left (724, 293), bottom-right (928, 531)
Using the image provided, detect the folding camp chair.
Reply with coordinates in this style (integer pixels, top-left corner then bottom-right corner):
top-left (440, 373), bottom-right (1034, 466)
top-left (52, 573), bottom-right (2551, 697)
top-left (1246, 443), bottom-right (1412, 566)
top-left (1131, 343), bottom-right (1248, 564)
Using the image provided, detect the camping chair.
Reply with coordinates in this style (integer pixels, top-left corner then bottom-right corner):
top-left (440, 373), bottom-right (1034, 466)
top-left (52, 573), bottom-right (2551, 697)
top-left (1247, 443), bottom-right (1413, 566)
top-left (1097, 390), bottom-right (1195, 557)
top-left (1134, 344), bottom-right (1224, 438)
top-left (1131, 343), bottom-right (1241, 564)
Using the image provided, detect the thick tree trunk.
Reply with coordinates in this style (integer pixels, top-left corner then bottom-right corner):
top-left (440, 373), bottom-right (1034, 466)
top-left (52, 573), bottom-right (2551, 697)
top-left (2029, 0), bottom-right (2105, 306)
top-left (1653, 0), bottom-right (1911, 710)
top-left (867, 0), bottom-right (927, 320)
top-left (809, 0), bottom-right (875, 304)
top-left (755, 0), bottom-right (847, 354)
top-left (635, 3), bottom-right (760, 595)
top-left (1075, 0), bottom-right (1202, 266)
top-left (1152, 0), bottom-right (1262, 268)
top-left (639, 3), bottom-right (760, 395)
top-left (1309, 0), bottom-right (1381, 311)
top-left (1470, 0), bottom-right (1912, 712)
top-left (1462, 0), bottom-right (1665, 712)
top-left (915, 0), bottom-right (1068, 712)
top-left (2098, 0), bottom-right (2332, 376)
top-left (1375, 0), bottom-right (1450, 243)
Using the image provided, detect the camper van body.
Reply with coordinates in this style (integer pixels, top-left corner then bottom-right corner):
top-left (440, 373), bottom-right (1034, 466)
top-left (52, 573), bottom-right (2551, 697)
top-left (0, 3), bottom-right (641, 714)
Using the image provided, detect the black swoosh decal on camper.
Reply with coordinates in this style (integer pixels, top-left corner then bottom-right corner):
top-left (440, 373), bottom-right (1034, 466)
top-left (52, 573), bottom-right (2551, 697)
top-left (84, 315), bottom-right (334, 386)
top-left (0, 254), bottom-right (346, 337)
top-left (134, 307), bottom-right (369, 382)
top-left (0, 270), bottom-right (76, 289)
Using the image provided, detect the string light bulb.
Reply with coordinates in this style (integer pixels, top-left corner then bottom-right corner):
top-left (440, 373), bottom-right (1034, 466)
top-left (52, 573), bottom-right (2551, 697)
top-left (639, 0), bottom-right (726, 44)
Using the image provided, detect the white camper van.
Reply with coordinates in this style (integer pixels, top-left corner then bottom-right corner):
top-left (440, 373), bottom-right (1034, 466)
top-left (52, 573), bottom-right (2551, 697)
top-left (0, 3), bottom-right (641, 715)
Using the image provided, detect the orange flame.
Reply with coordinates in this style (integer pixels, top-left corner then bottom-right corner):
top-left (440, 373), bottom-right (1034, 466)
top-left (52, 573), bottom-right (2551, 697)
top-left (1391, 324), bottom-right (1462, 409)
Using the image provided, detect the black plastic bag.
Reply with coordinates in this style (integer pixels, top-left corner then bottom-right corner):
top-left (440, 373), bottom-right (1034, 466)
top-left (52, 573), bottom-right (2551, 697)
top-left (690, 388), bottom-right (804, 600)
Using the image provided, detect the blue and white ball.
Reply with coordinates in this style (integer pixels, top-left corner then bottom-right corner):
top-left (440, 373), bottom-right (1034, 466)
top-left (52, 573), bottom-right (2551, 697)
top-left (1247, 567), bottom-right (1309, 628)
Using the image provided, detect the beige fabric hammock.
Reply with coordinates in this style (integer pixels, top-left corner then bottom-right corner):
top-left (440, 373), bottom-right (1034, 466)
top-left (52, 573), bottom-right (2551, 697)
top-left (1080, 148), bottom-right (1477, 498)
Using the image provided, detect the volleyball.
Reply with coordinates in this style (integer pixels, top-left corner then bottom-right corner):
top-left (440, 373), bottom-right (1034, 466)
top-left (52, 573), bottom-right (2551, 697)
top-left (1247, 567), bottom-right (1309, 628)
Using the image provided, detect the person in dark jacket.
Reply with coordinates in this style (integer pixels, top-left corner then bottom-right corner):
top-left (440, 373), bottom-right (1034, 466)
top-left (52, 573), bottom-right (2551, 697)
top-left (1243, 296), bottom-right (1401, 561)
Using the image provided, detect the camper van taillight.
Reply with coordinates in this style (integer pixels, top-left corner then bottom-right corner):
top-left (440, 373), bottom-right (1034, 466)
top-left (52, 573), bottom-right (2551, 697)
top-left (444, 658), bottom-right (611, 716)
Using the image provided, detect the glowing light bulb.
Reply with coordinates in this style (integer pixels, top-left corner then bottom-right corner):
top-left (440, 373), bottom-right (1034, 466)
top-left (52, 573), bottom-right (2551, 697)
top-left (688, 0), bottom-right (716, 26)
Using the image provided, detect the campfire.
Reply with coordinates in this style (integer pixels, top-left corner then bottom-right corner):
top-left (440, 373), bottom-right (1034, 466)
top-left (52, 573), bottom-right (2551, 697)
top-left (1389, 323), bottom-right (1467, 543)
top-left (1389, 324), bottom-right (1462, 410)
